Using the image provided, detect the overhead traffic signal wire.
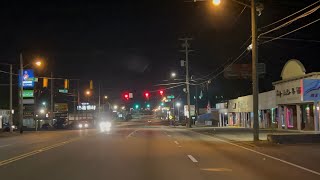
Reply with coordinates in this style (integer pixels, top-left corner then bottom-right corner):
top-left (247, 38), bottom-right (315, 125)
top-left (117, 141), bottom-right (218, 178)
top-left (259, 0), bottom-right (320, 30)
top-left (260, 17), bottom-right (320, 45)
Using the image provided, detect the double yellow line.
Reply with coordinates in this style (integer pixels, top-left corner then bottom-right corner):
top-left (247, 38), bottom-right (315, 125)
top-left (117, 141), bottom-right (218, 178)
top-left (0, 138), bottom-right (80, 167)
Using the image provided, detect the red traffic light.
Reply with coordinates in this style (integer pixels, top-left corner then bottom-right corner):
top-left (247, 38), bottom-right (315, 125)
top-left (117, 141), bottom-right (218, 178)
top-left (144, 92), bottom-right (150, 98)
top-left (159, 90), bottom-right (164, 96)
top-left (124, 93), bottom-right (129, 100)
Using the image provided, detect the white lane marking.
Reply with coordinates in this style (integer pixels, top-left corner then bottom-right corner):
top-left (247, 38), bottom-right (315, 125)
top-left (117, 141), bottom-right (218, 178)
top-left (188, 155), bottom-right (198, 163)
top-left (126, 129), bottom-right (139, 139)
top-left (174, 141), bottom-right (179, 145)
top-left (193, 131), bottom-right (320, 176)
top-left (0, 144), bottom-right (12, 148)
top-left (178, 146), bottom-right (182, 148)
top-left (167, 135), bottom-right (172, 137)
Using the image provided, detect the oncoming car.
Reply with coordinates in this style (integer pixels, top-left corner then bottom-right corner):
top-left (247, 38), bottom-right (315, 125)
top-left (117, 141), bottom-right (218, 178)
top-left (77, 121), bottom-right (90, 129)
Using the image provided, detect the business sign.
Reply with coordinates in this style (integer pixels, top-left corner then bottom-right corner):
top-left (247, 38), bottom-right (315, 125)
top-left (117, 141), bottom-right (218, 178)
top-left (301, 79), bottom-right (320, 102)
top-left (23, 99), bottom-right (35, 104)
top-left (23, 90), bottom-right (34, 98)
top-left (184, 105), bottom-right (195, 118)
top-left (54, 103), bottom-right (69, 112)
top-left (19, 69), bottom-right (35, 88)
top-left (224, 63), bottom-right (265, 79)
top-left (77, 103), bottom-right (96, 111)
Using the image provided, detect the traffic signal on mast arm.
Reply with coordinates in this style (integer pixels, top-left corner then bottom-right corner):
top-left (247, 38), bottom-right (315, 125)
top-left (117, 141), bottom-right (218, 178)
top-left (144, 92), bottom-right (150, 99)
top-left (124, 93), bottom-right (129, 100)
top-left (159, 90), bottom-right (164, 96)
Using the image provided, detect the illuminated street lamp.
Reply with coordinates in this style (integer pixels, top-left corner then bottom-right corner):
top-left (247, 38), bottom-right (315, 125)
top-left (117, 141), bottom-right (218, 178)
top-left (171, 72), bottom-right (176, 78)
top-left (35, 60), bottom-right (42, 67)
top-left (39, 109), bottom-right (45, 114)
top-left (212, 0), bottom-right (221, 6)
top-left (104, 95), bottom-right (108, 99)
top-left (113, 105), bottom-right (118, 110)
top-left (85, 90), bottom-right (91, 96)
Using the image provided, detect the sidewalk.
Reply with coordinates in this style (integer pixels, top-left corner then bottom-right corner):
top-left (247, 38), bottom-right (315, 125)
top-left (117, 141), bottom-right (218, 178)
top-left (191, 126), bottom-right (316, 142)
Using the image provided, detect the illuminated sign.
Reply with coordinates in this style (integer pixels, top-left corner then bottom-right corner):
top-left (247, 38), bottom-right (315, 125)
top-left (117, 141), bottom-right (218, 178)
top-left (77, 103), bottom-right (96, 111)
top-left (23, 90), bottom-right (34, 98)
top-left (302, 79), bottom-right (320, 102)
top-left (19, 69), bottom-right (35, 88)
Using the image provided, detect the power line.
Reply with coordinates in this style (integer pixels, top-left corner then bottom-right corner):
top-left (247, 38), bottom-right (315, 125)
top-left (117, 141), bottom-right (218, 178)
top-left (260, 0), bottom-right (320, 30)
top-left (258, 5), bottom-right (320, 38)
top-left (260, 17), bottom-right (320, 45)
top-left (260, 36), bottom-right (320, 43)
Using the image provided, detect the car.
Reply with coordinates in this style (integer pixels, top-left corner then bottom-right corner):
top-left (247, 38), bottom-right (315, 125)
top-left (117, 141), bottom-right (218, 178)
top-left (77, 121), bottom-right (90, 129)
top-left (2, 123), bottom-right (17, 132)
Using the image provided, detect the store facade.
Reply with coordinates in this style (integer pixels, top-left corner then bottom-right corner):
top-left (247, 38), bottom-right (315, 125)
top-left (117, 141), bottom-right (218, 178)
top-left (273, 59), bottom-right (320, 131)
top-left (216, 102), bottom-right (228, 127)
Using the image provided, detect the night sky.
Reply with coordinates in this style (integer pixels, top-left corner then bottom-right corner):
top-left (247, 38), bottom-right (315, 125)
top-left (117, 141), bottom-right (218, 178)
top-left (0, 0), bottom-right (320, 108)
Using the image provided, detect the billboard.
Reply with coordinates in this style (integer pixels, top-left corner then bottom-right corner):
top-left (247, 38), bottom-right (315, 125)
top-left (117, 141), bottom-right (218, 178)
top-left (301, 79), bottom-right (320, 102)
top-left (54, 103), bottom-right (69, 112)
top-left (184, 105), bottom-right (196, 118)
top-left (19, 69), bottom-right (35, 88)
top-left (224, 63), bottom-right (265, 79)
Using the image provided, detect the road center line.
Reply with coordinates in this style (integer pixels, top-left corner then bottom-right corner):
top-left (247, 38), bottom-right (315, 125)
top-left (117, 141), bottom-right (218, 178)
top-left (187, 155), bottom-right (198, 163)
top-left (0, 138), bottom-right (78, 167)
top-left (174, 141), bottom-right (179, 145)
top-left (193, 131), bottom-right (320, 176)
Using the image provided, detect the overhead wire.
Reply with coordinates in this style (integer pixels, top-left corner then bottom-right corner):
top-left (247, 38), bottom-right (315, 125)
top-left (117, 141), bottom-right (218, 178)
top-left (260, 17), bottom-right (320, 45)
top-left (260, 0), bottom-right (320, 30)
top-left (258, 5), bottom-right (320, 38)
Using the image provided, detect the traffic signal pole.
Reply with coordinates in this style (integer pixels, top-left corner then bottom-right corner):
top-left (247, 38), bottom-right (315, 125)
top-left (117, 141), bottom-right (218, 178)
top-left (19, 53), bottom-right (24, 133)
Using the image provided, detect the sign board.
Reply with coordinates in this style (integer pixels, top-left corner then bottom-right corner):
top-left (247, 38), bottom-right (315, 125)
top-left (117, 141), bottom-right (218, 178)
top-left (224, 63), bottom-right (265, 79)
top-left (184, 105), bottom-right (196, 118)
top-left (23, 99), bottom-right (35, 104)
top-left (23, 90), bottom-right (34, 98)
top-left (165, 99), bottom-right (171, 102)
top-left (77, 103), bottom-right (96, 111)
top-left (301, 79), bottom-right (320, 102)
top-left (59, 89), bottom-right (68, 93)
top-left (167, 95), bottom-right (175, 99)
top-left (54, 112), bottom-right (68, 118)
top-left (19, 69), bottom-right (35, 88)
top-left (23, 111), bottom-right (34, 118)
top-left (54, 103), bottom-right (68, 112)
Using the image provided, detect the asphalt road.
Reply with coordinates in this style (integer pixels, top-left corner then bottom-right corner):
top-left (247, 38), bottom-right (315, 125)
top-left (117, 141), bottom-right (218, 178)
top-left (1, 119), bottom-right (320, 180)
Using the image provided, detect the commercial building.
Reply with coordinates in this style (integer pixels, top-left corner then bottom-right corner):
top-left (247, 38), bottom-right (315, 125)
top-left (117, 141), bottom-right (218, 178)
top-left (273, 59), bottom-right (320, 131)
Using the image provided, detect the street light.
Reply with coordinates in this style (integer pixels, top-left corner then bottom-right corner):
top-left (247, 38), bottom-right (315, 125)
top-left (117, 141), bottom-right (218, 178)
top-left (113, 105), bottom-right (118, 110)
top-left (86, 90), bottom-right (91, 96)
top-left (171, 72), bottom-right (176, 78)
top-left (212, 0), bottom-right (221, 6)
top-left (35, 60), bottom-right (42, 67)
top-left (39, 109), bottom-right (45, 114)
top-left (104, 95), bottom-right (108, 99)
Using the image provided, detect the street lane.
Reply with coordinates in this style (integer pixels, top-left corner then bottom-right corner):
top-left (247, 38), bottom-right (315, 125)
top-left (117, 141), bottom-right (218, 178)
top-left (1, 121), bottom-right (320, 180)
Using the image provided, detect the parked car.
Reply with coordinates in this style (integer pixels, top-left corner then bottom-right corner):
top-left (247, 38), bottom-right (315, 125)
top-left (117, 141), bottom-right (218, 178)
top-left (2, 123), bottom-right (17, 132)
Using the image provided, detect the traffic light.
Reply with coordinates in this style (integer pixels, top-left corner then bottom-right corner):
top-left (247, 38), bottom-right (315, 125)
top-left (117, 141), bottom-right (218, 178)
top-left (90, 80), bottom-right (93, 90)
top-left (64, 79), bottom-right (69, 89)
top-left (144, 92), bottom-right (150, 99)
top-left (124, 93), bottom-right (129, 100)
top-left (135, 104), bottom-right (139, 109)
top-left (159, 90), bottom-right (164, 96)
top-left (43, 78), bottom-right (48, 88)
top-left (146, 104), bottom-right (150, 108)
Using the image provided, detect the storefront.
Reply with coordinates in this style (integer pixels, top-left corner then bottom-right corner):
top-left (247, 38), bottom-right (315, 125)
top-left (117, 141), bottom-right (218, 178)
top-left (227, 99), bottom-right (239, 126)
top-left (273, 59), bottom-right (320, 131)
top-left (216, 102), bottom-right (228, 127)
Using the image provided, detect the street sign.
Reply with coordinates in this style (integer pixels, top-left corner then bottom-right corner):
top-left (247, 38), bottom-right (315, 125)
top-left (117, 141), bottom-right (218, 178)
top-left (165, 99), bottom-right (171, 102)
top-left (22, 90), bottom-right (34, 98)
top-left (59, 89), bottom-right (68, 93)
top-left (167, 95), bottom-right (175, 99)
top-left (23, 99), bottom-right (35, 104)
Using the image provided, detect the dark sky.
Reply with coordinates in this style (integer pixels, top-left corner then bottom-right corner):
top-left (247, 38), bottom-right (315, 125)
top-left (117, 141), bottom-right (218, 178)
top-left (1, 0), bottom-right (320, 107)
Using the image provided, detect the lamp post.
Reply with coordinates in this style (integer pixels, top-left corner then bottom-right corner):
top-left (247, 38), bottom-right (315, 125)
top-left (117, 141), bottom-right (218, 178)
top-left (192, 0), bottom-right (260, 141)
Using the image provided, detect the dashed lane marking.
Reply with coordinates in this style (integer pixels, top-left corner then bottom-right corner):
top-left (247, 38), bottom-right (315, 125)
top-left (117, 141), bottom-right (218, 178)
top-left (187, 155), bottom-right (198, 163)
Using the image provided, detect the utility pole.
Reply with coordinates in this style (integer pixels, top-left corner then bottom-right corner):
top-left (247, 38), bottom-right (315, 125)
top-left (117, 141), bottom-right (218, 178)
top-left (98, 82), bottom-right (101, 116)
top-left (180, 38), bottom-right (193, 128)
top-left (9, 64), bottom-right (13, 132)
top-left (251, 0), bottom-right (259, 141)
top-left (19, 53), bottom-right (24, 133)
top-left (50, 72), bottom-right (54, 125)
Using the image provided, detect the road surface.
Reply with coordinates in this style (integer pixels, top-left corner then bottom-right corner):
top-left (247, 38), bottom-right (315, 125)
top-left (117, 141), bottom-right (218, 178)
top-left (1, 119), bottom-right (320, 180)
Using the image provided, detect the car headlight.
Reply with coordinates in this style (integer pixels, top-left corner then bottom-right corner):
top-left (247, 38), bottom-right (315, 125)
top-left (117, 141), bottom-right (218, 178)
top-left (78, 124), bottom-right (83, 128)
top-left (11, 125), bottom-right (16, 129)
top-left (99, 122), bottom-right (111, 132)
top-left (84, 123), bottom-right (89, 128)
